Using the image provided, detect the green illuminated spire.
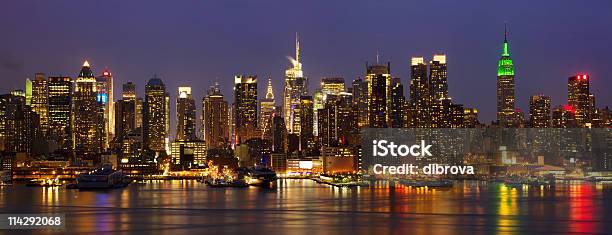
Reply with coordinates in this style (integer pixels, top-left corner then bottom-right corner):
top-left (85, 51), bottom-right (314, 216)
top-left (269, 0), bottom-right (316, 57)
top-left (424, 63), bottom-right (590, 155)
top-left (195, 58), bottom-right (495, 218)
top-left (497, 24), bottom-right (514, 76)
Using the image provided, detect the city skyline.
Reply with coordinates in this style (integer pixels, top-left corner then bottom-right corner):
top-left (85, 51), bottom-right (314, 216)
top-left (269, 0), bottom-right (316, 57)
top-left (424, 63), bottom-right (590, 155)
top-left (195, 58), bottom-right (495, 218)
top-left (1, 1), bottom-right (611, 124)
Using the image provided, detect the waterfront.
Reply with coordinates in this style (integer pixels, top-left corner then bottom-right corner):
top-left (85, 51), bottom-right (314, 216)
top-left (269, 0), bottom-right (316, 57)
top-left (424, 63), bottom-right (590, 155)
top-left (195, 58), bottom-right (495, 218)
top-left (1, 180), bottom-right (611, 234)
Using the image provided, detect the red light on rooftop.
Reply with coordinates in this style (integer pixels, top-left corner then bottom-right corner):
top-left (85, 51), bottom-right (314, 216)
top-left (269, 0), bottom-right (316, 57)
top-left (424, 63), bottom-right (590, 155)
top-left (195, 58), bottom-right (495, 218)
top-left (564, 105), bottom-right (576, 113)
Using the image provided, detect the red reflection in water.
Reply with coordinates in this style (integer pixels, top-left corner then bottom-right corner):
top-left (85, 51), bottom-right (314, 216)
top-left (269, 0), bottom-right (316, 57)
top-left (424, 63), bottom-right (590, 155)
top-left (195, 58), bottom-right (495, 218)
top-left (569, 183), bottom-right (595, 234)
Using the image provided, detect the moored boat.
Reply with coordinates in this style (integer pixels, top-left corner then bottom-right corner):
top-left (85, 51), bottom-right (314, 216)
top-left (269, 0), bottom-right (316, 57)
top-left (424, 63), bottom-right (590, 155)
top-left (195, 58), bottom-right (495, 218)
top-left (76, 164), bottom-right (130, 190)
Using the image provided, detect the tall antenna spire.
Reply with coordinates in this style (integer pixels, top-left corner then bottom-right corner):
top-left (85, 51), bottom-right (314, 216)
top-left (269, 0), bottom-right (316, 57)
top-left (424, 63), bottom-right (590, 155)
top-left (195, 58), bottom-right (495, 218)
top-left (504, 22), bottom-right (508, 41)
top-left (295, 32), bottom-right (300, 64)
top-left (502, 23), bottom-right (510, 56)
top-left (376, 49), bottom-right (380, 64)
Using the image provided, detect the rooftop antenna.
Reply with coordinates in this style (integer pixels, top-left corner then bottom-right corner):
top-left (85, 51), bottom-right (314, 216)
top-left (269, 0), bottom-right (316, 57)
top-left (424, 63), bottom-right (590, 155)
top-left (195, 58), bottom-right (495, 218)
top-left (376, 49), bottom-right (380, 64)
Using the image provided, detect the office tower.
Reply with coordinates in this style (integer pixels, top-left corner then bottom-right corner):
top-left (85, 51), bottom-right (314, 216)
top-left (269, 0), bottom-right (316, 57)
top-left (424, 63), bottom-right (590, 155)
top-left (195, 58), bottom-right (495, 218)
top-left (48, 76), bottom-right (72, 152)
top-left (366, 62), bottom-right (390, 128)
top-left (122, 82), bottom-right (137, 100)
top-left (259, 78), bottom-right (276, 140)
top-left (31, 73), bottom-right (48, 135)
top-left (234, 75), bottom-right (258, 144)
top-left (284, 33), bottom-right (308, 133)
top-left (497, 27), bottom-right (516, 127)
top-left (316, 77), bottom-right (345, 134)
top-left (120, 82), bottom-right (142, 128)
top-left (73, 61), bottom-right (104, 163)
top-left (271, 112), bottom-right (286, 153)
top-left (429, 54), bottom-right (448, 128)
top-left (114, 99), bottom-right (137, 140)
top-left (0, 92), bottom-right (39, 155)
top-left (143, 76), bottom-right (169, 153)
top-left (409, 57), bottom-right (430, 127)
top-left (202, 84), bottom-right (229, 149)
top-left (352, 78), bottom-right (368, 128)
top-left (96, 69), bottom-right (114, 148)
top-left (449, 102), bottom-right (465, 128)
top-left (529, 95), bottom-right (551, 128)
top-left (298, 96), bottom-right (314, 151)
top-left (313, 89), bottom-right (323, 136)
top-left (321, 77), bottom-right (345, 95)
top-left (170, 140), bottom-right (206, 168)
top-left (389, 77), bottom-right (405, 128)
top-left (176, 87), bottom-right (196, 141)
top-left (318, 93), bottom-right (358, 147)
top-left (568, 74), bottom-right (591, 127)
top-left (463, 108), bottom-right (479, 128)
top-left (115, 82), bottom-right (142, 142)
top-left (552, 105), bottom-right (576, 128)
top-left (25, 79), bottom-right (32, 106)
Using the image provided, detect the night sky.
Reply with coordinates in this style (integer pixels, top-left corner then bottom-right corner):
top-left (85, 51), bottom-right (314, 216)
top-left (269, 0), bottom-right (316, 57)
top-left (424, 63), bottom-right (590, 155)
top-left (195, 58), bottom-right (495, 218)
top-left (2, 0), bottom-right (611, 127)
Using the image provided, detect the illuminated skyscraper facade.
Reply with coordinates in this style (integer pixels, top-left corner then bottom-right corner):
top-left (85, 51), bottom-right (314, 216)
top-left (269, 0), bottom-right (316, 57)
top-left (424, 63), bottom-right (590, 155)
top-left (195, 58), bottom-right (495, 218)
top-left (48, 76), bottom-right (72, 152)
top-left (529, 95), bottom-right (551, 128)
top-left (497, 27), bottom-right (516, 127)
top-left (298, 96), bottom-right (314, 151)
top-left (284, 33), bottom-right (308, 134)
top-left (31, 73), bottom-right (49, 135)
top-left (202, 84), bottom-right (229, 149)
top-left (73, 61), bottom-right (104, 163)
top-left (389, 77), bottom-right (405, 128)
top-left (176, 87), bottom-right (197, 141)
top-left (429, 54), bottom-right (448, 128)
top-left (568, 74), bottom-right (591, 127)
top-left (409, 57), bottom-right (430, 128)
top-left (96, 69), bottom-right (114, 148)
top-left (234, 75), bottom-right (258, 144)
top-left (351, 78), bottom-right (368, 128)
top-left (366, 63), bottom-right (390, 128)
top-left (552, 105), bottom-right (576, 128)
top-left (259, 78), bottom-right (276, 140)
top-left (143, 76), bottom-right (169, 153)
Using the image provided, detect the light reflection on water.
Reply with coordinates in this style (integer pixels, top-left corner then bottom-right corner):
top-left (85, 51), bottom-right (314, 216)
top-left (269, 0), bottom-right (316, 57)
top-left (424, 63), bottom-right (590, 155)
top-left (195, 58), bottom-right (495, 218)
top-left (0, 180), bottom-right (610, 234)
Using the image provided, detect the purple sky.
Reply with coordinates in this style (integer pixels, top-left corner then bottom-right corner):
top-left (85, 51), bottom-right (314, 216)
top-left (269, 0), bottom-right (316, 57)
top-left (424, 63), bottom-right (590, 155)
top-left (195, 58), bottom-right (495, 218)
top-left (2, 0), bottom-right (611, 126)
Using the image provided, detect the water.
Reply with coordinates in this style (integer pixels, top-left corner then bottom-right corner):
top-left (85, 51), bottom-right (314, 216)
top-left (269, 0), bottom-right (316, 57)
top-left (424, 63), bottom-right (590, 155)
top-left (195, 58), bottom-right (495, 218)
top-left (1, 180), bottom-right (611, 234)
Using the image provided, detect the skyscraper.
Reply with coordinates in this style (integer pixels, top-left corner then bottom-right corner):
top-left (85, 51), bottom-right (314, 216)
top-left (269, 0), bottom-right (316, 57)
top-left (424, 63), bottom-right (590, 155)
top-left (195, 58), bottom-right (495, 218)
top-left (389, 77), bottom-right (405, 128)
top-left (259, 78), bottom-right (276, 140)
top-left (0, 91), bottom-right (40, 156)
top-left (318, 93), bottom-right (357, 147)
top-left (31, 73), bottom-right (48, 135)
top-left (202, 84), bottom-right (229, 150)
top-left (284, 33), bottom-right (307, 134)
top-left (48, 76), bottom-right (72, 153)
top-left (271, 112), bottom-right (286, 153)
top-left (176, 87), bottom-right (197, 141)
top-left (552, 105), bottom-right (576, 128)
top-left (115, 82), bottom-right (141, 143)
top-left (497, 26), bottom-right (516, 127)
top-left (429, 54), bottom-right (448, 128)
top-left (568, 74), bottom-right (591, 127)
top-left (143, 76), bottom-right (169, 153)
top-left (366, 62), bottom-right (390, 128)
top-left (122, 82), bottom-right (137, 100)
top-left (409, 57), bottom-right (430, 128)
top-left (234, 75), bottom-right (258, 144)
top-left (96, 69), bottom-right (114, 148)
top-left (73, 61), bottom-right (104, 163)
top-left (529, 95), bottom-right (551, 128)
top-left (352, 78), bottom-right (368, 128)
top-left (298, 96), bottom-right (314, 151)
top-left (25, 79), bottom-right (32, 106)
top-left (321, 77), bottom-right (345, 95)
